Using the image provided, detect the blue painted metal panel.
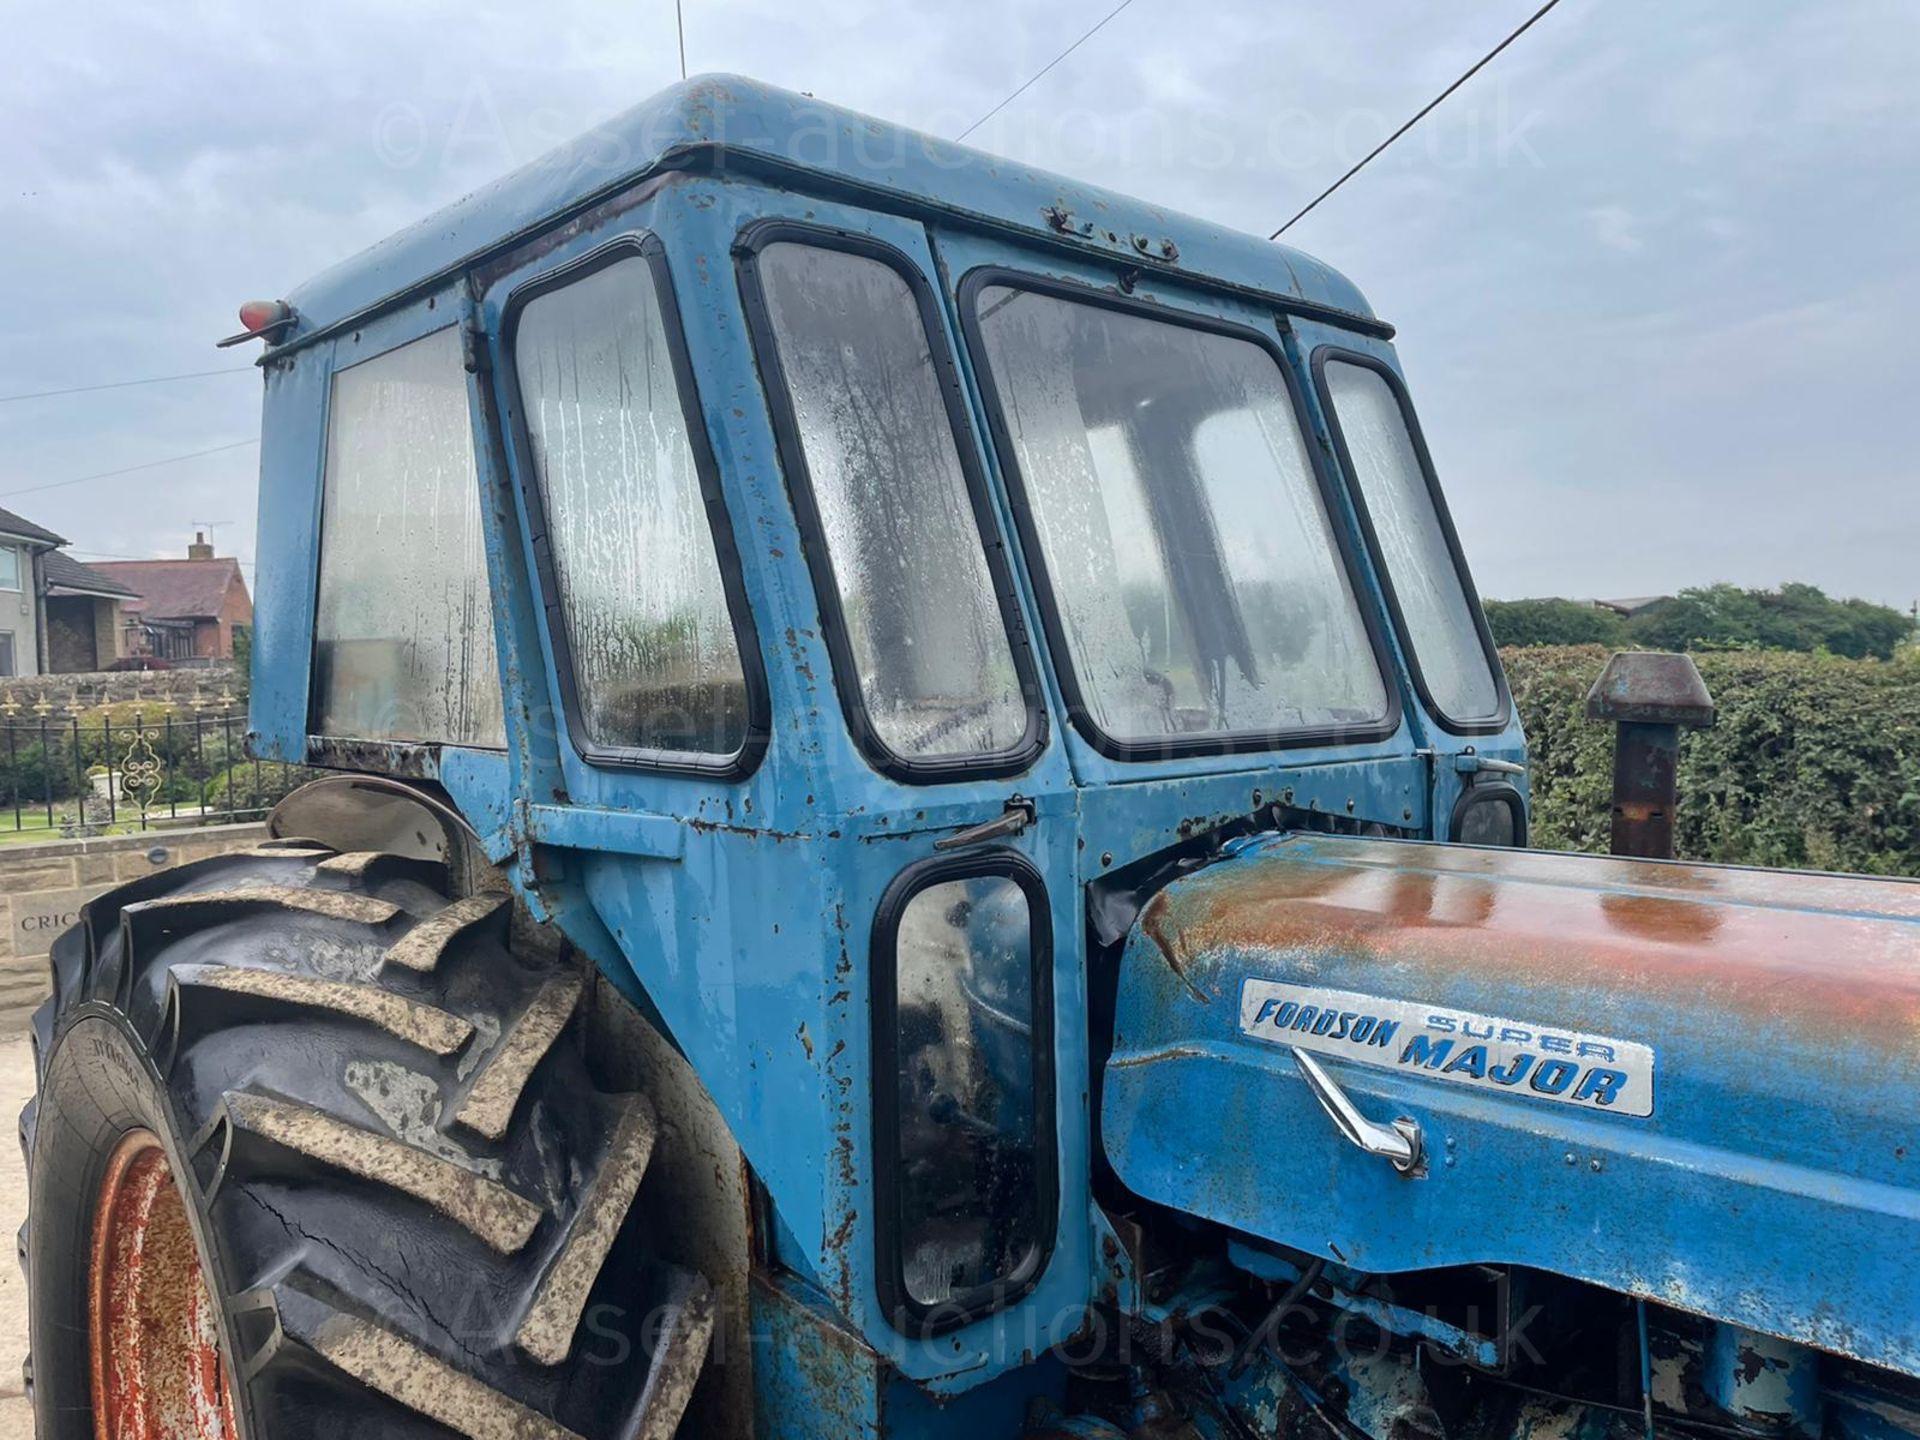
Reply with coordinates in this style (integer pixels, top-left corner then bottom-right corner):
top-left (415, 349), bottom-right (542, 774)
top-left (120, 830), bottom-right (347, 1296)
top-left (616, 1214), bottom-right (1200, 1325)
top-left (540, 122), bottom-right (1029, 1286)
top-left (1104, 832), bottom-right (1920, 1377)
top-left (751, 1274), bottom-right (1067, 1439)
top-left (247, 346), bottom-right (331, 760)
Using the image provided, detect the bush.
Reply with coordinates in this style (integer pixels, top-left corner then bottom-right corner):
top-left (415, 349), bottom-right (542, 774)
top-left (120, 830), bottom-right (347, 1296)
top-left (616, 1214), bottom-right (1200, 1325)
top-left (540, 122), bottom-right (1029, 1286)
top-left (1505, 646), bottom-right (1920, 877)
top-left (201, 761), bottom-right (324, 817)
top-left (0, 739), bottom-right (84, 809)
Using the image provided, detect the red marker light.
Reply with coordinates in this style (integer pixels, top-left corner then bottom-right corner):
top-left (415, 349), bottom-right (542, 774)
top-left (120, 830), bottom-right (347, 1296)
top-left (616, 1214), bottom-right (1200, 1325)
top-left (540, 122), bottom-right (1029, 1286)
top-left (238, 300), bottom-right (290, 332)
top-left (217, 300), bottom-right (295, 348)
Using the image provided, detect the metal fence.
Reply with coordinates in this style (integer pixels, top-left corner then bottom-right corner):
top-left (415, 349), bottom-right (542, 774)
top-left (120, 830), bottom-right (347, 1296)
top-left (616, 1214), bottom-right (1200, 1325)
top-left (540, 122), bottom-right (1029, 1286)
top-left (0, 707), bottom-right (308, 837)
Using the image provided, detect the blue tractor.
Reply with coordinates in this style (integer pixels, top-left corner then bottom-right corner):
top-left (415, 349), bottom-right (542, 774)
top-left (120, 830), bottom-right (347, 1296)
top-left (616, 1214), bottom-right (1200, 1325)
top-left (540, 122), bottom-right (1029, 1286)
top-left (24, 77), bottom-right (1919, 1440)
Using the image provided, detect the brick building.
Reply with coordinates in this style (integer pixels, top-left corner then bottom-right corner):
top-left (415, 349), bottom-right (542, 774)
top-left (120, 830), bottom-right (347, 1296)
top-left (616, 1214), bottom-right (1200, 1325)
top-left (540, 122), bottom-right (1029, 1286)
top-left (91, 533), bottom-right (253, 662)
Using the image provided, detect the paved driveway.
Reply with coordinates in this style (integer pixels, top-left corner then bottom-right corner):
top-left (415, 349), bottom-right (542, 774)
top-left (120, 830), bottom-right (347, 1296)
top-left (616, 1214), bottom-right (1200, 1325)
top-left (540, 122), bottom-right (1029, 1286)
top-left (0, 1037), bottom-right (31, 1437)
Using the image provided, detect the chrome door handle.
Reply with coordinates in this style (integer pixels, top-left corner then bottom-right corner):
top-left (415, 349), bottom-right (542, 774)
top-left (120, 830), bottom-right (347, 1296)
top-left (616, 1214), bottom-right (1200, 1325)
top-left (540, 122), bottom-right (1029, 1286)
top-left (933, 796), bottom-right (1035, 852)
top-left (1291, 1047), bottom-right (1424, 1175)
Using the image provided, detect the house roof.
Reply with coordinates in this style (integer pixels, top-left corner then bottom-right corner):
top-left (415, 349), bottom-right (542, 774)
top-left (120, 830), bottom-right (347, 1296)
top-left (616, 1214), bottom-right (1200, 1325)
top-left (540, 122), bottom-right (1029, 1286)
top-left (0, 506), bottom-right (67, 549)
top-left (88, 557), bottom-right (247, 621)
top-left (1595, 595), bottom-right (1672, 617)
top-left (42, 549), bottom-right (139, 599)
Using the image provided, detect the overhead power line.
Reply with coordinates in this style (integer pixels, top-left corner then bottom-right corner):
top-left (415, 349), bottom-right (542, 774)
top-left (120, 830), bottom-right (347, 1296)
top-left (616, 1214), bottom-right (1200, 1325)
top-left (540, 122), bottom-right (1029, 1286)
top-left (0, 366), bottom-right (253, 405)
top-left (0, 438), bottom-right (259, 502)
top-left (955, 0), bottom-right (1138, 143)
top-left (1270, 0), bottom-right (1568, 238)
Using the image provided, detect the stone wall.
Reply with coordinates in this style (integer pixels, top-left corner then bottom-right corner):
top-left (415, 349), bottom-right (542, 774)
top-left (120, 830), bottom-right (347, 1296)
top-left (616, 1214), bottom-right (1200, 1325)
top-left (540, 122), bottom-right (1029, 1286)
top-left (0, 822), bottom-right (265, 1022)
top-left (0, 660), bottom-right (240, 714)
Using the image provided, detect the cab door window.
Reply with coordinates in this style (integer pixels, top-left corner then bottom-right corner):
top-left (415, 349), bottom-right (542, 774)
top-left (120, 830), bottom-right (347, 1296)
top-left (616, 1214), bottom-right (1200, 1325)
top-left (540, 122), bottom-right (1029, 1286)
top-left (508, 246), bottom-right (760, 769)
top-left (740, 233), bottom-right (1042, 780)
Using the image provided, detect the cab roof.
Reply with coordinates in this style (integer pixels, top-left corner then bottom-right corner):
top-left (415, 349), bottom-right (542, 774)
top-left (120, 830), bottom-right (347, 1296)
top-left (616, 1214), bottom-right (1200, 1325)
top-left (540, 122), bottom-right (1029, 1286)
top-left (281, 75), bottom-right (1384, 348)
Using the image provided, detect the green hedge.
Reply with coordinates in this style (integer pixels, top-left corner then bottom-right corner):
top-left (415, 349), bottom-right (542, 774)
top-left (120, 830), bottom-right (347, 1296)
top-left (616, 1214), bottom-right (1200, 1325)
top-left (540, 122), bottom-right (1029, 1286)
top-left (1505, 646), bottom-right (1920, 877)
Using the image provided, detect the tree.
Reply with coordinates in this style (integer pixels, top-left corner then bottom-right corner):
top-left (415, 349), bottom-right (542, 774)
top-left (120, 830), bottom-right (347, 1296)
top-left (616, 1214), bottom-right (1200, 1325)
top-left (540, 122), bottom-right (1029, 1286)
top-left (1482, 598), bottom-right (1628, 648)
top-left (1628, 584), bottom-right (1912, 660)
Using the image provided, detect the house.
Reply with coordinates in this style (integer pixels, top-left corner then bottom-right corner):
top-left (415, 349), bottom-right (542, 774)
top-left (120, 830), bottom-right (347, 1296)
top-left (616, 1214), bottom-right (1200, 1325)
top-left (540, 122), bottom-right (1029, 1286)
top-left (0, 506), bottom-right (61, 676)
top-left (0, 505), bottom-right (141, 676)
top-left (92, 533), bottom-right (252, 662)
top-left (42, 550), bottom-right (140, 672)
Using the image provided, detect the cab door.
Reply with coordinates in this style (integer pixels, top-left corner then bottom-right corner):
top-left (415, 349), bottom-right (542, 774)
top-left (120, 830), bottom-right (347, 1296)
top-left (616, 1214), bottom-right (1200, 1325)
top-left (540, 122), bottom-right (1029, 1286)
top-left (717, 191), bottom-right (1092, 1376)
top-left (472, 171), bottom-right (1092, 1388)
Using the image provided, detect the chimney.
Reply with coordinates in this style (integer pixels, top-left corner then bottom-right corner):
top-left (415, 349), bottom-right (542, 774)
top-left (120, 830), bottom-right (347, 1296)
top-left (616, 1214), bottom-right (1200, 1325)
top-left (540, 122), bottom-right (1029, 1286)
top-left (188, 531), bottom-right (214, 561)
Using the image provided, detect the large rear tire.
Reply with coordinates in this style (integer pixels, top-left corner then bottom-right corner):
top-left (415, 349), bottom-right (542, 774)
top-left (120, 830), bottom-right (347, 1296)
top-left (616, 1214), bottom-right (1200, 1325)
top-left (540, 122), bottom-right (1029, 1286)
top-left (22, 838), bottom-right (711, 1439)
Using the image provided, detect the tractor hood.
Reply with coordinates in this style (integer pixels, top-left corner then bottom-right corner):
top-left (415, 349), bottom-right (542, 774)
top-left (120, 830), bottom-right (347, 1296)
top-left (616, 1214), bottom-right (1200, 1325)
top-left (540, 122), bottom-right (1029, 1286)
top-left (1102, 833), bottom-right (1920, 1376)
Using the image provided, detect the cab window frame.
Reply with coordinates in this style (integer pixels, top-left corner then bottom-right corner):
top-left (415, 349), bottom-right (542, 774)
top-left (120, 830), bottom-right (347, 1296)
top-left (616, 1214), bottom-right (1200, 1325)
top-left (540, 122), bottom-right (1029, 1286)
top-left (957, 267), bottom-right (1403, 762)
top-left (1450, 779), bottom-right (1529, 847)
top-left (734, 220), bottom-right (1047, 785)
top-left (869, 847), bottom-right (1058, 1336)
top-left (498, 233), bottom-right (771, 780)
top-left (1311, 346), bottom-right (1511, 736)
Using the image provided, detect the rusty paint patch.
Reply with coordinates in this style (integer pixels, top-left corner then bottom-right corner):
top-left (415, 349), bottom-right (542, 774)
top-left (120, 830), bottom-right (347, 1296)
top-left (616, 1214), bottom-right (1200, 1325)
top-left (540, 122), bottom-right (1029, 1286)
top-left (1144, 836), bottom-right (1920, 1046)
top-left (89, 1130), bottom-right (237, 1440)
top-left (1139, 890), bottom-right (1212, 1006)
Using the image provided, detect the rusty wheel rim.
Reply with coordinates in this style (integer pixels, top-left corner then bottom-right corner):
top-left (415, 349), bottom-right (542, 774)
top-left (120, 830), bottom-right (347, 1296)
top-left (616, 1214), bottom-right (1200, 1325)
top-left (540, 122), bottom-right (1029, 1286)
top-left (88, 1129), bottom-right (239, 1440)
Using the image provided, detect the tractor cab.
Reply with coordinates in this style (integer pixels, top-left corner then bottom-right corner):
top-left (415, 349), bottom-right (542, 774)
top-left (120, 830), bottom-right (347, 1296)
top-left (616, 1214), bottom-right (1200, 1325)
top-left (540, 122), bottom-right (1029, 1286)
top-left (241, 72), bottom-right (1519, 1401)
top-left (225, 79), bottom-right (1521, 1429)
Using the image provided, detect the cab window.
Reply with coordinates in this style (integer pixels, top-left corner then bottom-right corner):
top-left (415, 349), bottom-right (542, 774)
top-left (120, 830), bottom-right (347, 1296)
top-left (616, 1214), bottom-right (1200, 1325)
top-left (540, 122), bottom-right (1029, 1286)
top-left (1316, 353), bottom-right (1502, 727)
top-left (743, 236), bottom-right (1039, 779)
top-left (511, 249), bottom-right (756, 765)
top-left (313, 327), bottom-right (506, 747)
top-left (968, 283), bottom-right (1389, 755)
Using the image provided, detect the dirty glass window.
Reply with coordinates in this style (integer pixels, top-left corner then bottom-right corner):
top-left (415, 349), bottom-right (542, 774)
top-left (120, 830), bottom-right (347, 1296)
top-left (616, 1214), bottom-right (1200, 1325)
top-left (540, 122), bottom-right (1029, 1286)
top-left (754, 243), bottom-right (1027, 765)
top-left (1456, 790), bottom-right (1519, 846)
top-left (0, 547), bottom-right (19, 591)
top-left (514, 255), bottom-right (748, 759)
top-left (972, 288), bottom-right (1388, 749)
top-left (1321, 360), bottom-right (1500, 723)
top-left (313, 327), bottom-right (506, 747)
top-left (890, 873), bottom-right (1043, 1312)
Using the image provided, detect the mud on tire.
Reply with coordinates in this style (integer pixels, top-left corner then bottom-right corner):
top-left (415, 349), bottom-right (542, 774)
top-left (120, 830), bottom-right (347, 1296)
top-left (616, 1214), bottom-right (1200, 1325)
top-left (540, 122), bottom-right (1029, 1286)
top-left (22, 838), bottom-right (711, 1440)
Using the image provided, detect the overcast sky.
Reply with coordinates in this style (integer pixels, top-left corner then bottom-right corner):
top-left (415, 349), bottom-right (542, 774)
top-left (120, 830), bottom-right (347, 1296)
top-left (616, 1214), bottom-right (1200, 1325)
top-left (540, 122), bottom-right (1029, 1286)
top-left (2, 0), bottom-right (1915, 611)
